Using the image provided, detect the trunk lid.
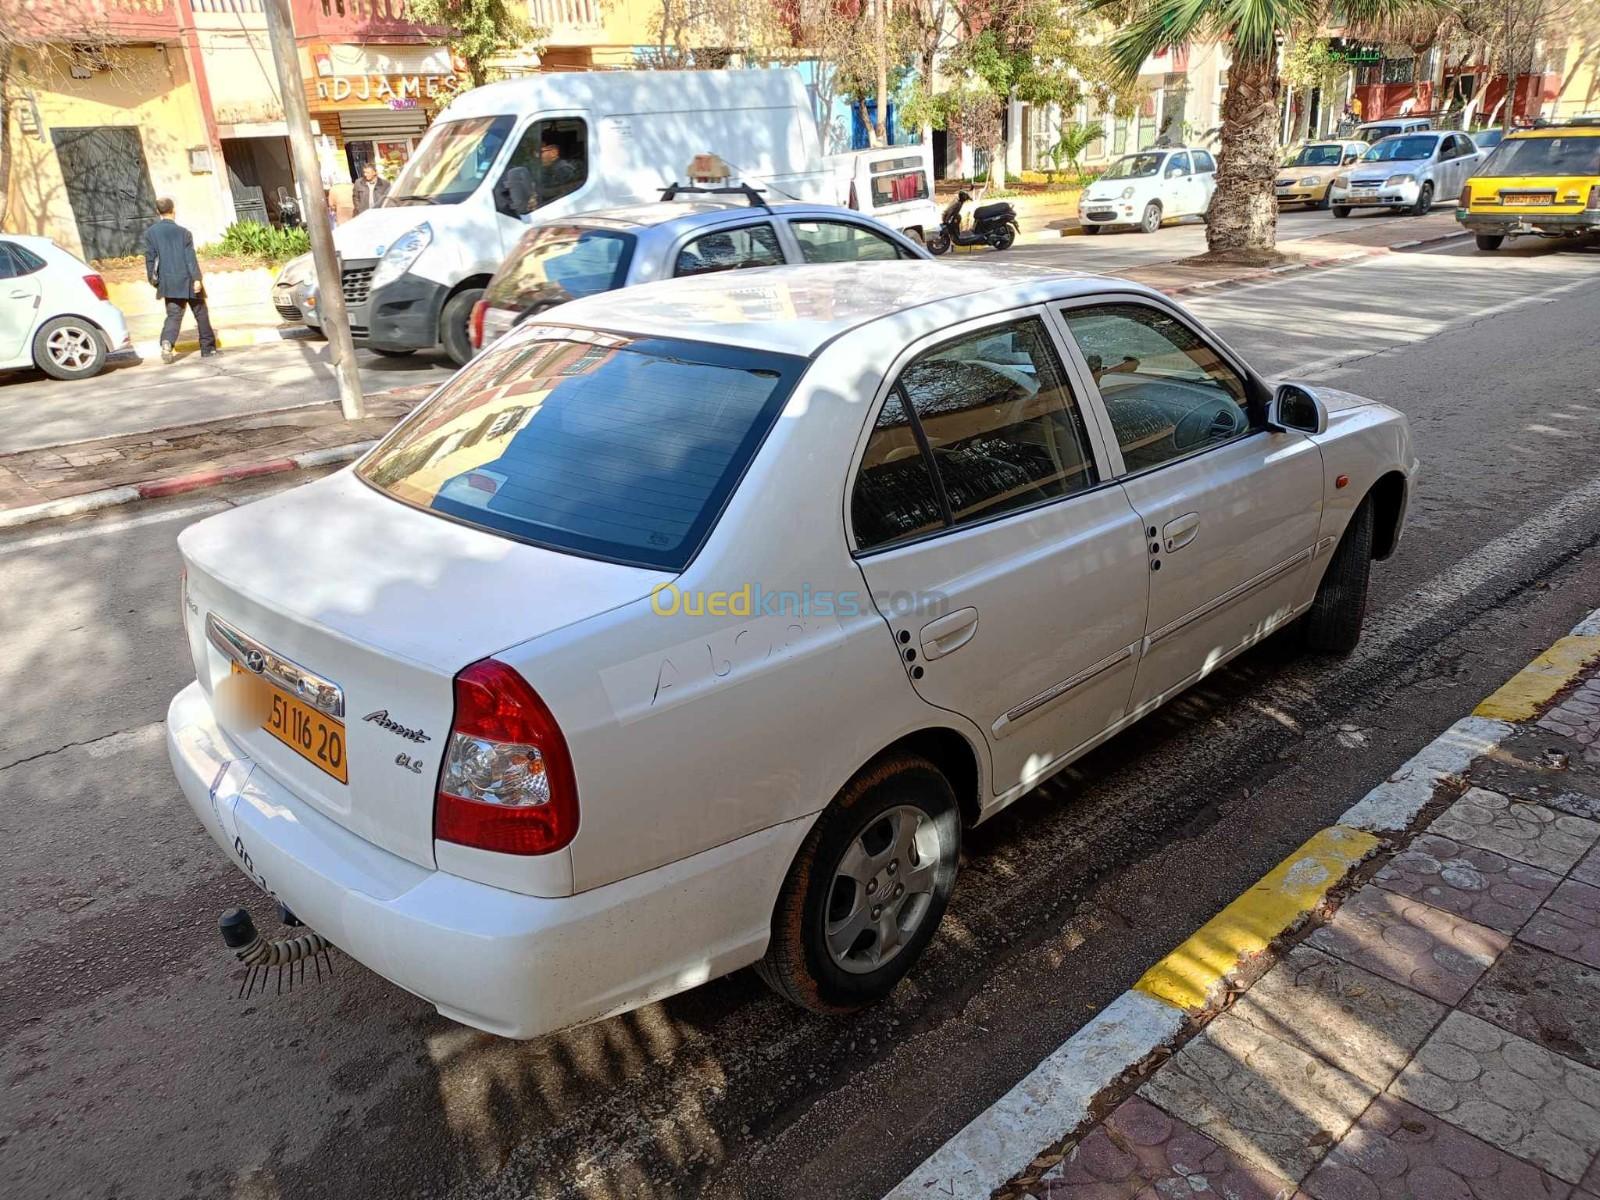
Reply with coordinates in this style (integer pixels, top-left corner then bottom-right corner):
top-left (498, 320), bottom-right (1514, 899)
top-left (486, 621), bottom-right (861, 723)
top-left (179, 469), bottom-right (670, 868)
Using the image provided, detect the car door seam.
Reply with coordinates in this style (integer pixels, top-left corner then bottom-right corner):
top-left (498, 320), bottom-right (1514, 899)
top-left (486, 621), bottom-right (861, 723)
top-left (1145, 546), bottom-right (1315, 648)
top-left (991, 643), bottom-right (1136, 738)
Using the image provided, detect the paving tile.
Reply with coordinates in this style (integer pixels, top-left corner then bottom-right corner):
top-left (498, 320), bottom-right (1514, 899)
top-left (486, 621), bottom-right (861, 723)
top-left (1575, 846), bottom-right (1600, 889)
top-left (1427, 788), bottom-right (1600, 873)
top-left (1228, 944), bottom-right (1445, 1089)
top-left (1541, 678), bottom-right (1600, 747)
top-left (1303, 1094), bottom-right (1570, 1200)
top-left (1307, 885), bottom-right (1509, 1005)
top-left (1585, 1150), bottom-right (1600, 1194)
top-left (1374, 832), bottom-right (1561, 934)
top-left (1389, 1010), bottom-right (1600, 1183)
top-left (1521, 879), bottom-right (1600, 970)
top-left (1037, 1096), bottom-right (1300, 1199)
top-left (1139, 1011), bottom-right (1375, 1183)
top-left (1462, 941), bottom-right (1600, 1070)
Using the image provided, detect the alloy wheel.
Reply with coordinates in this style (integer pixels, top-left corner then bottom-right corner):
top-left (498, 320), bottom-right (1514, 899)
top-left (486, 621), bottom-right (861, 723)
top-left (824, 804), bottom-right (944, 974)
top-left (46, 325), bottom-right (97, 371)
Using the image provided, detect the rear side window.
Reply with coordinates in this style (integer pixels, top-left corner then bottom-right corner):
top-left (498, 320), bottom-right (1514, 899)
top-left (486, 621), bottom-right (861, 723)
top-left (869, 166), bottom-right (929, 207)
top-left (0, 244), bottom-right (19, 280)
top-left (358, 333), bottom-right (804, 570)
top-left (0, 242), bottom-right (45, 275)
top-left (674, 224), bottom-right (783, 277)
top-left (1193, 150), bottom-right (1216, 173)
top-left (851, 391), bottom-right (946, 550)
top-left (790, 220), bottom-right (906, 263)
top-left (484, 225), bottom-right (634, 310)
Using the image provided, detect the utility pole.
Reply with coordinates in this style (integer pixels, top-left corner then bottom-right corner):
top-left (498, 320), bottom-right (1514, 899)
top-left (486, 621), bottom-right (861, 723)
top-left (262, 0), bottom-right (365, 420)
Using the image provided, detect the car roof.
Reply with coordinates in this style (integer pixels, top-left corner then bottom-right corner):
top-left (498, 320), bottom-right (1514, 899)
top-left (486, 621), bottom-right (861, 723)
top-left (534, 261), bottom-right (1151, 357)
top-left (546, 199), bottom-right (904, 234)
top-left (1511, 125), bottom-right (1600, 139)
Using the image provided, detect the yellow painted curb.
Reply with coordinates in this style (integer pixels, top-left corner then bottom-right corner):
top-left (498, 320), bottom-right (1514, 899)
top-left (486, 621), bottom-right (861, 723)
top-left (1473, 635), bottom-right (1600, 722)
top-left (1133, 824), bottom-right (1380, 1012)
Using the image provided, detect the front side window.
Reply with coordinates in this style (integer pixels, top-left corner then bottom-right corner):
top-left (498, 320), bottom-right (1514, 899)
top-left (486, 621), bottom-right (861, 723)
top-left (495, 118), bottom-right (589, 216)
top-left (484, 225), bottom-right (635, 310)
top-left (789, 219), bottom-right (906, 263)
top-left (852, 317), bottom-right (1098, 547)
top-left (390, 115), bottom-right (514, 206)
top-left (1062, 302), bottom-right (1250, 473)
top-left (358, 332), bottom-right (804, 570)
top-left (673, 223), bottom-right (784, 276)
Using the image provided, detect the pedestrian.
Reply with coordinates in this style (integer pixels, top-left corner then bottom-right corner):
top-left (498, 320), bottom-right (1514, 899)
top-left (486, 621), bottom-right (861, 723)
top-left (143, 197), bottom-right (217, 364)
top-left (1350, 94), bottom-right (1364, 122)
top-left (352, 162), bottom-right (391, 214)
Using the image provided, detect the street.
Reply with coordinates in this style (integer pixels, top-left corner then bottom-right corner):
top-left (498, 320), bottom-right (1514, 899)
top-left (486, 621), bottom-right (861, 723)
top-left (0, 204), bottom-right (1438, 454)
top-left (6, 233), bottom-right (1600, 1200)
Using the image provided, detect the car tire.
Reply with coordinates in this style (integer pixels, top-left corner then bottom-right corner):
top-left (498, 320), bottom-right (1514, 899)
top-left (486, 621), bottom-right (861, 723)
top-left (1140, 201), bottom-right (1162, 234)
top-left (440, 287), bottom-right (484, 366)
top-left (32, 316), bottom-right (107, 381)
top-left (370, 347), bottom-right (415, 358)
top-left (1410, 182), bottom-right (1434, 217)
top-left (989, 226), bottom-right (1016, 251)
top-left (756, 753), bottom-right (960, 1013)
top-left (1302, 497), bottom-right (1375, 656)
top-left (1332, 205), bottom-right (1352, 219)
top-left (1475, 233), bottom-right (1505, 251)
top-left (925, 230), bottom-right (952, 255)
top-left (1314, 192), bottom-right (1332, 211)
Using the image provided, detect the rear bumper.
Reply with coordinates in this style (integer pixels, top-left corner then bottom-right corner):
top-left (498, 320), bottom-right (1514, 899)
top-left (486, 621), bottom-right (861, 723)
top-left (167, 681), bottom-right (811, 1039)
top-left (1457, 209), bottom-right (1600, 236)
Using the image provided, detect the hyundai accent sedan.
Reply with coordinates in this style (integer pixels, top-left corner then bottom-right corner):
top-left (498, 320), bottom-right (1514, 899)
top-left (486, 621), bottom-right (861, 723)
top-left (168, 262), bottom-right (1417, 1039)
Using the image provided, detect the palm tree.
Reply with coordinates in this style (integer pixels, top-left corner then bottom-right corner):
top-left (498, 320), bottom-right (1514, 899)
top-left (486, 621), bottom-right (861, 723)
top-left (1087, 0), bottom-right (1450, 254)
top-left (1049, 121), bottom-right (1106, 183)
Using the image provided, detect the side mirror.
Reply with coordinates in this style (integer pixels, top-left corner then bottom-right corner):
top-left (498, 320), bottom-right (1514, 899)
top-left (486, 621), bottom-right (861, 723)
top-left (1267, 383), bottom-right (1327, 435)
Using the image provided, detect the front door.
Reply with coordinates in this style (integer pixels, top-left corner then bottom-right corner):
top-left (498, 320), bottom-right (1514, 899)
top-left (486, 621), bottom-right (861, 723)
top-left (850, 313), bottom-right (1149, 796)
top-left (1057, 298), bottom-right (1324, 713)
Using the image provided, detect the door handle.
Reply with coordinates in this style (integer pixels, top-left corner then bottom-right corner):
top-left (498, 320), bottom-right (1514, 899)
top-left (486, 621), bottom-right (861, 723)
top-left (919, 607), bottom-right (979, 661)
top-left (1162, 512), bottom-right (1200, 553)
top-left (8, 290), bottom-right (29, 299)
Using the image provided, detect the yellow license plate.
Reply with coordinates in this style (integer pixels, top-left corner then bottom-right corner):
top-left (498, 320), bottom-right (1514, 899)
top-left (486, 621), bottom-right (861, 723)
top-left (1504, 193), bottom-right (1553, 206)
top-left (230, 662), bottom-right (348, 783)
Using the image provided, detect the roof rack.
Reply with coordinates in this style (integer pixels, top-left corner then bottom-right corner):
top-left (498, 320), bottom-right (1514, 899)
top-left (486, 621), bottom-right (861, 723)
top-left (658, 182), bottom-right (769, 208)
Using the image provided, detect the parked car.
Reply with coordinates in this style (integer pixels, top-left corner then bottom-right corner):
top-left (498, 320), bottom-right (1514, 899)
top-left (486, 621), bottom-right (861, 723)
top-left (1077, 146), bottom-right (1218, 234)
top-left (1353, 117), bottom-right (1433, 144)
top-left (1275, 141), bottom-right (1368, 209)
top-left (0, 234), bottom-right (129, 381)
top-left (1469, 127), bottom-right (1507, 153)
top-left (1329, 131), bottom-right (1484, 217)
top-left (168, 261), bottom-right (1416, 1040)
top-left (471, 191), bottom-right (929, 351)
top-left (1458, 120), bottom-right (1600, 250)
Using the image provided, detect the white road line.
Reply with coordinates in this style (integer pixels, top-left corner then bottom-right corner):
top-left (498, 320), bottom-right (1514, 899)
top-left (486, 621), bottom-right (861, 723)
top-left (0, 498), bottom-right (230, 556)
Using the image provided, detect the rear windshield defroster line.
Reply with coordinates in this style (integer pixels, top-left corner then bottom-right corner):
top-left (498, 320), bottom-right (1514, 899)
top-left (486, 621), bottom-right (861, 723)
top-left (357, 331), bottom-right (807, 571)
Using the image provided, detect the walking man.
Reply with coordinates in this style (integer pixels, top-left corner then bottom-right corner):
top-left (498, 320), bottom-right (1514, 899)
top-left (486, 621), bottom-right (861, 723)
top-left (353, 162), bottom-right (391, 214)
top-left (143, 198), bottom-right (216, 363)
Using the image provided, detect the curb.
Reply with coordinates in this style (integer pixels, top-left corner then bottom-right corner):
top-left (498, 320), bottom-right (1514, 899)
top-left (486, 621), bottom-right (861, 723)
top-left (1159, 227), bottom-right (1470, 297)
top-left (884, 603), bottom-right (1600, 1200)
top-left (0, 440), bottom-right (375, 531)
top-left (125, 325), bottom-right (316, 359)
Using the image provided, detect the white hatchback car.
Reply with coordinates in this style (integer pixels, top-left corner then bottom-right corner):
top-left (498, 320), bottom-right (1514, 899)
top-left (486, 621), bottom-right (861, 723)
top-left (0, 234), bottom-right (129, 380)
top-left (1077, 147), bottom-right (1218, 234)
top-left (168, 262), bottom-right (1416, 1039)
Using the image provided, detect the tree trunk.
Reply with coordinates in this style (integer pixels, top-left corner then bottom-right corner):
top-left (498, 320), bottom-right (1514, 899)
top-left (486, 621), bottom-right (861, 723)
top-left (989, 136), bottom-right (1006, 189)
top-left (1207, 52), bottom-right (1280, 255)
top-left (0, 44), bottom-right (12, 228)
top-left (873, 0), bottom-right (889, 147)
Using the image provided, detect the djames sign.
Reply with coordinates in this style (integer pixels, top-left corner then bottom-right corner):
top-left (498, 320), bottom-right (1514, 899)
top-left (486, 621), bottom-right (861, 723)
top-left (313, 74), bottom-right (460, 104)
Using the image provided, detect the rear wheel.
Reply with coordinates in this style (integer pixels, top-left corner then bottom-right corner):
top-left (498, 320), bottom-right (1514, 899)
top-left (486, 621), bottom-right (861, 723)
top-left (989, 226), bottom-right (1016, 251)
top-left (1410, 181), bottom-right (1434, 217)
top-left (1139, 201), bottom-right (1162, 234)
top-left (1332, 205), bottom-right (1352, 219)
top-left (757, 754), bottom-right (960, 1012)
top-left (1475, 233), bottom-right (1505, 251)
top-left (440, 286), bottom-right (485, 366)
top-left (1302, 498), bottom-right (1375, 655)
top-left (925, 230), bottom-right (952, 255)
top-left (33, 316), bottom-right (106, 381)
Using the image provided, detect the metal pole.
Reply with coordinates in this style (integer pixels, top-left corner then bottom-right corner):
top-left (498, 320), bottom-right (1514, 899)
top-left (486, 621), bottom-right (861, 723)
top-left (262, 0), bottom-right (365, 420)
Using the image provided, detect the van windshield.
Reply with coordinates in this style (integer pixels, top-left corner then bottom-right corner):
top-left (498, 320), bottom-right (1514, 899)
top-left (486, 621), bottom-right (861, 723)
top-left (390, 115), bottom-right (515, 205)
top-left (484, 226), bottom-right (636, 310)
top-left (357, 332), bottom-right (805, 570)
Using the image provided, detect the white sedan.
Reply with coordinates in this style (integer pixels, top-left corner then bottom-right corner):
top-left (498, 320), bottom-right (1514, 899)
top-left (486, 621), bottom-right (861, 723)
top-left (1077, 146), bottom-right (1218, 234)
top-left (0, 234), bottom-right (129, 380)
top-left (168, 262), bottom-right (1416, 1039)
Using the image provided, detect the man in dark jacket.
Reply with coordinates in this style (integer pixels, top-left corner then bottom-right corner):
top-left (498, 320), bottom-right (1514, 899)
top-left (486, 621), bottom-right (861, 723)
top-left (353, 162), bottom-right (391, 214)
top-left (143, 198), bottom-right (217, 363)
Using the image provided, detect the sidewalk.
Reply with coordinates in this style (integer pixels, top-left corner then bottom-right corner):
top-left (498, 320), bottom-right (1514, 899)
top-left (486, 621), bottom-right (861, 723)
top-left (893, 611), bottom-right (1600, 1200)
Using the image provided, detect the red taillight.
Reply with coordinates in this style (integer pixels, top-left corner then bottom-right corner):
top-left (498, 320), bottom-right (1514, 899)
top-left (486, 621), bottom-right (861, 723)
top-left (84, 273), bottom-right (109, 301)
top-left (469, 298), bottom-right (488, 349)
top-left (435, 658), bottom-right (579, 856)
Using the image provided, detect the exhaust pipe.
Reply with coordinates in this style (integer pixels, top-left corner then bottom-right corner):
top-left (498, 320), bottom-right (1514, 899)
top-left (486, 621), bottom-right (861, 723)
top-left (219, 906), bottom-right (335, 998)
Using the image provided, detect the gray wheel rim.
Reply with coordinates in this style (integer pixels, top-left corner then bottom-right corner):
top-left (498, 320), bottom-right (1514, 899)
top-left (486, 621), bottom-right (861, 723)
top-left (46, 325), bottom-right (97, 371)
top-left (825, 804), bottom-right (943, 975)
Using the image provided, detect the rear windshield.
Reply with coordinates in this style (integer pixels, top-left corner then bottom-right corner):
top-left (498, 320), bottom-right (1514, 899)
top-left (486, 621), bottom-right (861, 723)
top-left (357, 331), bottom-right (804, 570)
top-left (1481, 134), bottom-right (1600, 177)
top-left (484, 225), bottom-right (636, 311)
top-left (1363, 135), bottom-right (1437, 162)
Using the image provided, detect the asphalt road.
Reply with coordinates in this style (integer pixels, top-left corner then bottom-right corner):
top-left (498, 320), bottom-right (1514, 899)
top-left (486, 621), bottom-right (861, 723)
top-left (0, 203), bottom-right (1426, 454)
top-left (4, 234), bottom-right (1600, 1200)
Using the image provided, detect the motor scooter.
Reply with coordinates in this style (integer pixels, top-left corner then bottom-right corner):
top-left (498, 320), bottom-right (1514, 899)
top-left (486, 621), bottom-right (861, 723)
top-left (925, 190), bottom-right (1018, 255)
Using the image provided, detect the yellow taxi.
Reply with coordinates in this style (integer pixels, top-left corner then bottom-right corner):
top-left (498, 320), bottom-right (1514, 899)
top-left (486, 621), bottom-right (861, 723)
top-left (1275, 141), bottom-right (1367, 209)
top-left (1457, 120), bottom-right (1600, 250)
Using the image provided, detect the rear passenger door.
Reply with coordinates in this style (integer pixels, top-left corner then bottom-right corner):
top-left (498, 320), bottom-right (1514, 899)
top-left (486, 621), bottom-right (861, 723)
top-left (1056, 298), bottom-right (1323, 715)
top-left (849, 312), bottom-right (1150, 797)
top-left (670, 221), bottom-right (785, 277)
top-left (0, 242), bottom-right (42, 361)
top-left (1191, 150), bottom-right (1218, 212)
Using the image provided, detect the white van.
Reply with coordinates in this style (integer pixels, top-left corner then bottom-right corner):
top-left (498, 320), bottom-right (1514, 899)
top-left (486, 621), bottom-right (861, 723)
top-left (836, 143), bottom-right (940, 246)
top-left (308, 69), bottom-right (837, 363)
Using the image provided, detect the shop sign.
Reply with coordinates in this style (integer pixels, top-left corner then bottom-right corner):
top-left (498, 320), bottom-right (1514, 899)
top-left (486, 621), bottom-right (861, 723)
top-left (313, 74), bottom-right (458, 104)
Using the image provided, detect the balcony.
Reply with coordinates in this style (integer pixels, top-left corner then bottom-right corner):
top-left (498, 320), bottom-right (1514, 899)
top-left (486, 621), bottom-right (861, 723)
top-left (13, 0), bottom-right (181, 41)
top-left (290, 0), bottom-right (448, 39)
